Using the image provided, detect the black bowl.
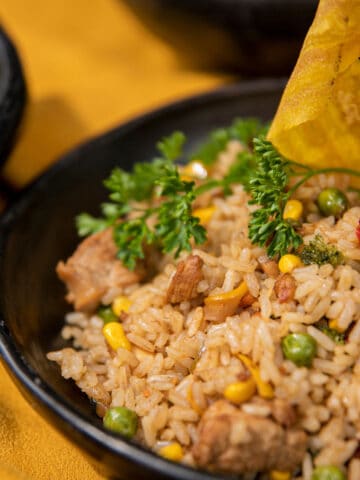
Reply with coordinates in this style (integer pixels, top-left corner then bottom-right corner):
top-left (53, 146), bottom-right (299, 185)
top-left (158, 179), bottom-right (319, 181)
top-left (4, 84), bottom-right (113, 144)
top-left (0, 79), bottom-right (286, 480)
top-left (122, 0), bottom-right (318, 75)
top-left (0, 26), bottom-right (26, 168)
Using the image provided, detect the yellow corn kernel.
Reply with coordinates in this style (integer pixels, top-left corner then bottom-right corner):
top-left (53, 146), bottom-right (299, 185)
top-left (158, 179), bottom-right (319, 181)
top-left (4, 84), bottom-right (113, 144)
top-left (224, 378), bottom-right (256, 404)
top-left (103, 322), bottom-right (131, 351)
top-left (278, 254), bottom-right (302, 274)
top-left (180, 161), bottom-right (208, 181)
top-left (112, 296), bottom-right (132, 316)
top-left (270, 471), bottom-right (291, 480)
top-left (193, 206), bottom-right (216, 225)
top-left (158, 442), bottom-right (183, 462)
top-left (238, 354), bottom-right (274, 399)
top-left (329, 319), bottom-right (347, 333)
top-left (283, 199), bottom-right (303, 221)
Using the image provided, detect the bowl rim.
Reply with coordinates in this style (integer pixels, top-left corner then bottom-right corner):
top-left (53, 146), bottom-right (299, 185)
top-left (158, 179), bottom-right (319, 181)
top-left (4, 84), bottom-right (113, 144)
top-left (0, 78), bottom-right (286, 480)
top-left (0, 29), bottom-right (11, 101)
top-left (0, 25), bottom-right (27, 167)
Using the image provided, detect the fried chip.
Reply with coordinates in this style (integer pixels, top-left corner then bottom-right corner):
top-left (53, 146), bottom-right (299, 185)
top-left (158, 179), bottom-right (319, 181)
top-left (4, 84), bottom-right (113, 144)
top-left (268, 0), bottom-right (360, 176)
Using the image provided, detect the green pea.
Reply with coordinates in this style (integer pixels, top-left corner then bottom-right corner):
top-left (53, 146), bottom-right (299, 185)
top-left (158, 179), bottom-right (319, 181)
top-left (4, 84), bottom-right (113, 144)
top-left (317, 188), bottom-right (348, 218)
top-left (311, 465), bottom-right (346, 480)
top-left (97, 305), bottom-right (118, 324)
top-left (281, 333), bottom-right (317, 367)
top-left (103, 406), bottom-right (138, 438)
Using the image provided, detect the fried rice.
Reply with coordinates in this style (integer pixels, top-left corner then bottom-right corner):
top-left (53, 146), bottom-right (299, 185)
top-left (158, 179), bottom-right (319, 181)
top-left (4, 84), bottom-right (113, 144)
top-left (47, 139), bottom-right (360, 479)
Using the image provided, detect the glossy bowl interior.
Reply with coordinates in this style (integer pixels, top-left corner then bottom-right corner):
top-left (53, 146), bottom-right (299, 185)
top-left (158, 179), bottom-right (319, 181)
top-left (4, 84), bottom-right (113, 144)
top-left (0, 79), bottom-right (286, 479)
top-left (0, 26), bottom-right (26, 168)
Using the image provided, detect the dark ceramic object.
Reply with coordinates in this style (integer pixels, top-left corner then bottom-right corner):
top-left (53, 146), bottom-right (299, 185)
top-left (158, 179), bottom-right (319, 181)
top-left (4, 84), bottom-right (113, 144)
top-left (0, 26), bottom-right (26, 168)
top-left (0, 79), bottom-right (286, 479)
top-left (122, 0), bottom-right (318, 75)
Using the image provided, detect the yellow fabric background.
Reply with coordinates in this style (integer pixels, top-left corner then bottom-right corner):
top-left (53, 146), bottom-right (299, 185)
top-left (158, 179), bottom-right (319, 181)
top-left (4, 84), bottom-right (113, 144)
top-left (2, 0), bottom-right (226, 187)
top-left (0, 1), bottom-right (226, 478)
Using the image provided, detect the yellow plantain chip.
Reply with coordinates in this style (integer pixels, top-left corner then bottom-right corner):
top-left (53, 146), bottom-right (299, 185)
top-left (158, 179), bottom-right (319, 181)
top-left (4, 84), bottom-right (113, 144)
top-left (268, 0), bottom-right (360, 177)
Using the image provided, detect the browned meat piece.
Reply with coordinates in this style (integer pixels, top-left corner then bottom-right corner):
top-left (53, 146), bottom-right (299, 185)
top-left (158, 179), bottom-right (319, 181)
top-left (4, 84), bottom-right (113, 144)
top-left (251, 397), bottom-right (297, 428)
top-left (192, 400), bottom-right (307, 474)
top-left (238, 291), bottom-right (257, 308)
top-left (258, 255), bottom-right (280, 278)
top-left (270, 398), bottom-right (297, 428)
top-left (274, 273), bottom-right (296, 303)
top-left (166, 255), bottom-right (203, 304)
top-left (57, 228), bottom-right (144, 311)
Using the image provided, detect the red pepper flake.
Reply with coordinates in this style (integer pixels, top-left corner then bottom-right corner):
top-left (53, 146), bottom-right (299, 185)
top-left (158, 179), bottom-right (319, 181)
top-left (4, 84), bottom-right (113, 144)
top-left (356, 220), bottom-right (360, 243)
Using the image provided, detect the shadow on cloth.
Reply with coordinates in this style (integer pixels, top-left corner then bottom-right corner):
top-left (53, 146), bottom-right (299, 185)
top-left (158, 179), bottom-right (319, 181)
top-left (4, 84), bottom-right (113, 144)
top-left (3, 96), bottom-right (87, 188)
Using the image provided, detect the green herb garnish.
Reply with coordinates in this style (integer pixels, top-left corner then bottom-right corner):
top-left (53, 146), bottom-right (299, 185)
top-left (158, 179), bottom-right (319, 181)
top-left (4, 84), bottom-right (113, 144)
top-left (300, 234), bottom-right (344, 267)
top-left (316, 319), bottom-right (346, 344)
top-left (247, 138), bottom-right (303, 258)
top-left (77, 132), bottom-right (207, 270)
top-left (246, 137), bottom-right (360, 258)
top-left (76, 119), bottom-right (360, 269)
top-left (77, 120), bottom-right (262, 269)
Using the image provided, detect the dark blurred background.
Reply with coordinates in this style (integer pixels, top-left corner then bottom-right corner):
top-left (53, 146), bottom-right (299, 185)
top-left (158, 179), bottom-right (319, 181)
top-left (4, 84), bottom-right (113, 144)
top-left (123, 0), bottom-right (318, 75)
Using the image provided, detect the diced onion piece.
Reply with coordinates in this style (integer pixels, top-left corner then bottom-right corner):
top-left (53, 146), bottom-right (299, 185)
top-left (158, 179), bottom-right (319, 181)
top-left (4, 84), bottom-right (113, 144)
top-left (204, 281), bottom-right (248, 322)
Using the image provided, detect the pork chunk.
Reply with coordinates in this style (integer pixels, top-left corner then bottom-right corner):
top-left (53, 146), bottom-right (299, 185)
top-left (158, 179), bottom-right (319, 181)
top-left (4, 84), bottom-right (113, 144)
top-left (192, 400), bottom-right (307, 474)
top-left (270, 398), bottom-right (297, 428)
top-left (57, 228), bottom-right (143, 312)
top-left (238, 291), bottom-right (257, 308)
top-left (274, 273), bottom-right (296, 303)
top-left (166, 255), bottom-right (203, 304)
top-left (258, 255), bottom-right (280, 278)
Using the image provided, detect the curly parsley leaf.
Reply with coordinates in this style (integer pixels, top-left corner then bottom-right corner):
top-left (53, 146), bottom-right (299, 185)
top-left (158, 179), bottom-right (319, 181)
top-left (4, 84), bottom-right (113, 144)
top-left (76, 131), bottom-right (208, 269)
top-left (76, 214), bottom-right (110, 237)
top-left (113, 216), bottom-right (154, 271)
top-left (155, 165), bottom-right (207, 257)
top-left (192, 118), bottom-right (268, 166)
top-left (157, 131), bottom-right (186, 161)
top-left (247, 137), bottom-right (303, 257)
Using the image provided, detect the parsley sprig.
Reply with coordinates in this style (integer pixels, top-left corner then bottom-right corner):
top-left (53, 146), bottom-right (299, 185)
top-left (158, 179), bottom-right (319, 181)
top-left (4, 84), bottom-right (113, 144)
top-left (247, 138), bottom-right (303, 257)
top-left (247, 137), bottom-right (360, 257)
top-left (77, 131), bottom-right (208, 269)
top-left (76, 119), bottom-right (360, 269)
top-left (77, 120), bottom-right (260, 269)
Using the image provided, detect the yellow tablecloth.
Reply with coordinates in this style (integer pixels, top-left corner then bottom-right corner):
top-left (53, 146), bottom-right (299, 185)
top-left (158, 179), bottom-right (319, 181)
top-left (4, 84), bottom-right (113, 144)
top-left (0, 1), bottom-right (227, 478)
